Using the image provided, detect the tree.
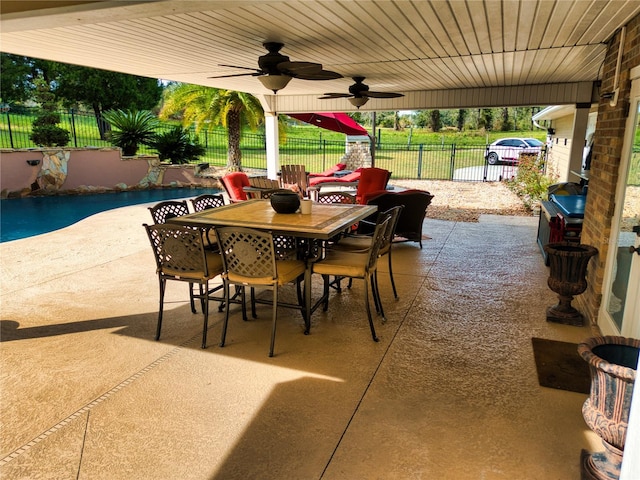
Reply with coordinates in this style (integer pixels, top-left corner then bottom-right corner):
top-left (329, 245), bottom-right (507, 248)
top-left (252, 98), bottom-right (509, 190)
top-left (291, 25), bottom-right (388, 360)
top-left (456, 109), bottom-right (467, 131)
top-left (0, 56), bottom-right (162, 138)
top-left (429, 110), bottom-right (442, 132)
top-left (53, 64), bottom-right (162, 139)
top-left (159, 83), bottom-right (263, 171)
top-left (478, 108), bottom-right (494, 130)
top-left (1, 54), bottom-right (34, 103)
top-left (0, 54), bottom-right (60, 103)
top-left (29, 77), bottom-right (70, 147)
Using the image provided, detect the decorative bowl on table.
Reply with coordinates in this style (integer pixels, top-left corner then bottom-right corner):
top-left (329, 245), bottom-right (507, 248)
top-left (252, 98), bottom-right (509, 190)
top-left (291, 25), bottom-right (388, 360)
top-left (270, 191), bottom-right (300, 214)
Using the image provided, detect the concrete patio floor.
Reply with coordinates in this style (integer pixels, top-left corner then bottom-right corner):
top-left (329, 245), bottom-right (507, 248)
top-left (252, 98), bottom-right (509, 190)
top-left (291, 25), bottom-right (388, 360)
top-left (0, 201), bottom-right (601, 479)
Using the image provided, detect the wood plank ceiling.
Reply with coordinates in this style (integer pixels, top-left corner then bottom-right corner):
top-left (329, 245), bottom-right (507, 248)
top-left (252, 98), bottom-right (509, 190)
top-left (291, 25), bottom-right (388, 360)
top-left (1, 0), bottom-right (639, 112)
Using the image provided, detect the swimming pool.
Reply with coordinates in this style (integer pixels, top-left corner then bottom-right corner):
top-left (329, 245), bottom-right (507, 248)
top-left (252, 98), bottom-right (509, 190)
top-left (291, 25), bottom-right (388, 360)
top-left (0, 188), bottom-right (222, 242)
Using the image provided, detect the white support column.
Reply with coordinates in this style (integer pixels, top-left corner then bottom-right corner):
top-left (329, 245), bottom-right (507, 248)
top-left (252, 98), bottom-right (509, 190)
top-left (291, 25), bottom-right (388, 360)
top-left (264, 112), bottom-right (279, 180)
top-left (568, 104), bottom-right (590, 177)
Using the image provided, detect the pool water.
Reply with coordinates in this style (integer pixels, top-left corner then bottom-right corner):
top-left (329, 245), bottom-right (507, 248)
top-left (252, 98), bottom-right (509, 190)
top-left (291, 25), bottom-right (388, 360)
top-left (0, 188), bottom-right (222, 242)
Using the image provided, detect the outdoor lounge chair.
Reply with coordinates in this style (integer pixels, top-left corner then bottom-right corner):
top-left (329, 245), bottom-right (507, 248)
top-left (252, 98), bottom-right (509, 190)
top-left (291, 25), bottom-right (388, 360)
top-left (308, 163), bottom-right (347, 177)
top-left (359, 189), bottom-right (434, 249)
top-left (308, 168), bottom-right (362, 188)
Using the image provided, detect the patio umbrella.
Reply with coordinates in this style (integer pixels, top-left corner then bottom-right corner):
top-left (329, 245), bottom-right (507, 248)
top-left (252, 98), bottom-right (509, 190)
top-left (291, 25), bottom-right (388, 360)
top-left (288, 112), bottom-right (368, 136)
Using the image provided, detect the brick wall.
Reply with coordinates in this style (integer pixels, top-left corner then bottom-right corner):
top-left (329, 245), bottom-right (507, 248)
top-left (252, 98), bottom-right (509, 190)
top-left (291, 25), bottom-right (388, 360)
top-left (578, 13), bottom-right (640, 324)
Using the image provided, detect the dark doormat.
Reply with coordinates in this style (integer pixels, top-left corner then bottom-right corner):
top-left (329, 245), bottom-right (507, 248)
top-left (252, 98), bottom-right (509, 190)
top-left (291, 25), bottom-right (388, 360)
top-left (531, 337), bottom-right (591, 394)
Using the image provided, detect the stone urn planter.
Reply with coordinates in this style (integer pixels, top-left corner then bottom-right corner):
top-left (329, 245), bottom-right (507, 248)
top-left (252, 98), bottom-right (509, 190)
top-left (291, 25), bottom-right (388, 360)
top-left (578, 336), bottom-right (640, 480)
top-left (543, 242), bottom-right (598, 326)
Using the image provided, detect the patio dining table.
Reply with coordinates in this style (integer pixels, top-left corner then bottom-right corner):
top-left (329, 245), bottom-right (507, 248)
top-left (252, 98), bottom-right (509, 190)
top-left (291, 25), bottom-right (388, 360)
top-left (167, 199), bottom-right (377, 333)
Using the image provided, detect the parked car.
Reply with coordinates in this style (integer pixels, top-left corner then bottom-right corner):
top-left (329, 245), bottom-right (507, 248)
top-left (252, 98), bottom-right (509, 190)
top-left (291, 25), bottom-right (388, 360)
top-left (485, 138), bottom-right (544, 164)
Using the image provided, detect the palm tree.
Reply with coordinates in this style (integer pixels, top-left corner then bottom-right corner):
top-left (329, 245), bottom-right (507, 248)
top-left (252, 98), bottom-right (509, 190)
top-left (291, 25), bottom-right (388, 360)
top-left (159, 83), bottom-right (264, 171)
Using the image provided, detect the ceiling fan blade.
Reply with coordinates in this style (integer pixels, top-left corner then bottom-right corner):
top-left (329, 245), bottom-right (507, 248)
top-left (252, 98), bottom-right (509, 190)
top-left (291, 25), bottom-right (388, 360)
top-left (277, 61), bottom-right (322, 74)
top-left (208, 72), bottom-right (261, 79)
top-left (295, 69), bottom-right (343, 80)
top-left (363, 91), bottom-right (404, 98)
top-left (318, 93), bottom-right (352, 99)
top-left (218, 64), bottom-right (262, 73)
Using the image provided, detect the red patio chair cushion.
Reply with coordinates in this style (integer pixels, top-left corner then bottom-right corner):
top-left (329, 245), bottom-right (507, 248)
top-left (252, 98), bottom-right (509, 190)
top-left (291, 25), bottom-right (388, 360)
top-left (308, 168), bottom-right (362, 186)
top-left (356, 168), bottom-right (391, 204)
top-left (308, 163), bottom-right (347, 177)
top-left (221, 172), bottom-right (250, 202)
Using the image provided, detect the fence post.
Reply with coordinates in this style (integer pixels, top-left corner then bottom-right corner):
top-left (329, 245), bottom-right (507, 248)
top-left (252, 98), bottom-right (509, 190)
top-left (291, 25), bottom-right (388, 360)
top-left (6, 111), bottom-right (14, 149)
top-left (69, 108), bottom-right (78, 147)
top-left (322, 139), bottom-right (326, 171)
top-left (449, 143), bottom-right (456, 180)
top-left (417, 144), bottom-right (423, 179)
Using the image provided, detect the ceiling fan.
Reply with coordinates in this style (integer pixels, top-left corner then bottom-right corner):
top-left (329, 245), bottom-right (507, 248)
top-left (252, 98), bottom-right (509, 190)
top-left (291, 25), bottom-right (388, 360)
top-left (209, 42), bottom-right (342, 93)
top-left (318, 77), bottom-right (404, 108)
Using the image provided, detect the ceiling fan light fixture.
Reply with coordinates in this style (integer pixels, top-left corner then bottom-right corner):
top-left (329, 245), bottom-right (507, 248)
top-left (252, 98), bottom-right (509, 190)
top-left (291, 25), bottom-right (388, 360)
top-left (348, 96), bottom-right (369, 108)
top-left (258, 74), bottom-right (292, 93)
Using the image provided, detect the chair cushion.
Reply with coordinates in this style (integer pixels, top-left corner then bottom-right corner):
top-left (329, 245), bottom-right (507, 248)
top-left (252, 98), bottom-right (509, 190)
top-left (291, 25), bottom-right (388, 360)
top-left (163, 250), bottom-right (223, 281)
top-left (275, 259), bottom-right (306, 285)
top-left (222, 172), bottom-right (250, 201)
top-left (312, 250), bottom-right (368, 278)
top-left (337, 169), bottom-right (362, 182)
top-left (226, 259), bottom-right (305, 286)
top-left (356, 168), bottom-right (390, 204)
top-left (308, 168), bottom-right (362, 186)
top-left (309, 163), bottom-right (347, 177)
top-left (332, 236), bottom-right (372, 251)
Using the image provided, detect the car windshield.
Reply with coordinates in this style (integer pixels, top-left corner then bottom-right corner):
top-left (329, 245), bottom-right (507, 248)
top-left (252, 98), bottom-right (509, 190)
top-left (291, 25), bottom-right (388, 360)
top-left (524, 138), bottom-right (544, 147)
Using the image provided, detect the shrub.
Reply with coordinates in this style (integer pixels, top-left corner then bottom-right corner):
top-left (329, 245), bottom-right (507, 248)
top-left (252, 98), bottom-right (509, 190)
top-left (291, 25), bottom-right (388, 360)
top-left (148, 126), bottom-right (206, 164)
top-left (29, 78), bottom-right (70, 148)
top-left (30, 125), bottom-right (70, 147)
top-left (507, 152), bottom-right (556, 210)
top-left (102, 109), bottom-right (158, 156)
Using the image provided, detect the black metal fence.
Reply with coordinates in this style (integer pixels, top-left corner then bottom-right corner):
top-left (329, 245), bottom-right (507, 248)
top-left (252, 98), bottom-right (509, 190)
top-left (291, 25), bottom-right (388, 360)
top-left (0, 107), bottom-right (520, 182)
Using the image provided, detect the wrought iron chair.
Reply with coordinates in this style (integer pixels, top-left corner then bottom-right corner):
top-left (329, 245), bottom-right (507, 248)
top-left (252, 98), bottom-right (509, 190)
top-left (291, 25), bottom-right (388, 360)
top-left (311, 211), bottom-right (392, 342)
top-left (316, 191), bottom-right (356, 205)
top-left (148, 200), bottom-right (203, 311)
top-left (190, 193), bottom-right (225, 212)
top-left (148, 200), bottom-right (189, 224)
top-left (332, 206), bottom-right (404, 299)
top-left (189, 193), bottom-right (226, 250)
top-left (249, 188), bottom-right (304, 260)
top-left (143, 223), bottom-right (224, 349)
top-left (215, 227), bottom-right (307, 357)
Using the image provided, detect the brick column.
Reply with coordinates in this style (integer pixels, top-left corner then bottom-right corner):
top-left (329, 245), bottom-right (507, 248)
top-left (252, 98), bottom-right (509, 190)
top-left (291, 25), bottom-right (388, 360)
top-left (578, 14), bottom-right (640, 323)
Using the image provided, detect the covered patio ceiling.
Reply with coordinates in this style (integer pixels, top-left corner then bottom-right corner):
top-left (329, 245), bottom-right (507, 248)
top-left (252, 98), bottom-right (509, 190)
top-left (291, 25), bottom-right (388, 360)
top-left (1, 0), bottom-right (639, 113)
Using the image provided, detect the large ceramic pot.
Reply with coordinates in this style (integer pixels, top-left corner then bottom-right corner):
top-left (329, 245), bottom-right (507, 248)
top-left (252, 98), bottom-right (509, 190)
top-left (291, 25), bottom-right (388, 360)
top-left (578, 336), bottom-right (640, 480)
top-left (543, 242), bottom-right (598, 326)
top-left (270, 191), bottom-right (300, 214)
